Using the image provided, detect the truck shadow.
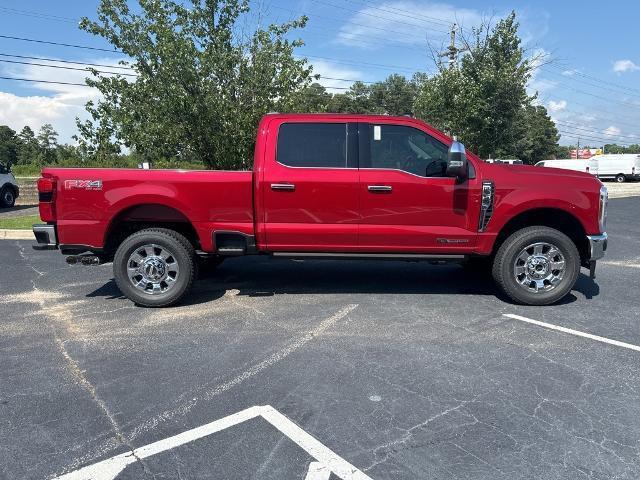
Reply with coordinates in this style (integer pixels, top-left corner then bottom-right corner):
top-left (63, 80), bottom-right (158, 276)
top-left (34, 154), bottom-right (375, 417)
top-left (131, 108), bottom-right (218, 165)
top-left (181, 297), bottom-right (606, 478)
top-left (87, 257), bottom-right (600, 307)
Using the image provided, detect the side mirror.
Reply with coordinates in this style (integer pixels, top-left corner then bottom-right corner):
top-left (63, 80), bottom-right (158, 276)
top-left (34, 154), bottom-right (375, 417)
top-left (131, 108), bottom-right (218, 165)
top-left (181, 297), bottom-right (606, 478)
top-left (447, 141), bottom-right (468, 180)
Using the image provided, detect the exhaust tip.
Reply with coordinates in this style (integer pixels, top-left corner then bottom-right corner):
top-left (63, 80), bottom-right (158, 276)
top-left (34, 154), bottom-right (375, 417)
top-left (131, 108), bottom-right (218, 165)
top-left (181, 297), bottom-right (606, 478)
top-left (81, 256), bottom-right (100, 266)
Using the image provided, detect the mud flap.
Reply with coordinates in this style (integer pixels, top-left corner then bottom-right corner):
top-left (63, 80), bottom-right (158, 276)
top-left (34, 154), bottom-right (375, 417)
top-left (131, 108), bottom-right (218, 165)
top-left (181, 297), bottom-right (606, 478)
top-left (589, 260), bottom-right (597, 279)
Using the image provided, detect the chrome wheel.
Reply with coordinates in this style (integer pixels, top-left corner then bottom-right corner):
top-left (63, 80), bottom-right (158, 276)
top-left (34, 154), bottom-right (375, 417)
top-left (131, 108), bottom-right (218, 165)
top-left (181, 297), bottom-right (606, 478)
top-left (513, 242), bottom-right (566, 293)
top-left (127, 244), bottom-right (180, 295)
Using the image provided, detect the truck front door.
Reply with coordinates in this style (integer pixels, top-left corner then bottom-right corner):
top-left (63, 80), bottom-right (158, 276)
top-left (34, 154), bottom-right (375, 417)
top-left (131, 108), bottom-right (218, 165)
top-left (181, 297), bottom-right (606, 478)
top-left (261, 121), bottom-right (360, 251)
top-left (357, 122), bottom-right (480, 253)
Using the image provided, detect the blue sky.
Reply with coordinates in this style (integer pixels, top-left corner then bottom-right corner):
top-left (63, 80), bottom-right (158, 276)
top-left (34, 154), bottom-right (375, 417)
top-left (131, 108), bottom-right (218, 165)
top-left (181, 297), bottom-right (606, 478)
top-left (1, 0), bottom-right (639, 147)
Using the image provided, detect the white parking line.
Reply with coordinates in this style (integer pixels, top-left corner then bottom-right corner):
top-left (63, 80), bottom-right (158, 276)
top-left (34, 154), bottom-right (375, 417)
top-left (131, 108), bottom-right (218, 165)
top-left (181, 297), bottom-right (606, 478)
top-left (503, 314), bottom-right (640, 352)
top-left (53, 405), bottom-right (372, 480)
top-left (306, 461), bottom-right (332, 480)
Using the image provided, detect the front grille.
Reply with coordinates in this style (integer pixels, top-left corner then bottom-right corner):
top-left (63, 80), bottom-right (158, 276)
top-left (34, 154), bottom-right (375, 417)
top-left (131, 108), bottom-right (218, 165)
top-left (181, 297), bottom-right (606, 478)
top-left (478, 181), bottom-right (495, 232)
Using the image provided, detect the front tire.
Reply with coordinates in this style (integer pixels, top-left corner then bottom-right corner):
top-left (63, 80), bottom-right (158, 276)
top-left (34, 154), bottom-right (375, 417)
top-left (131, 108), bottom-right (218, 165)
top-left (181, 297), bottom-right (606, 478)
top-left (492, 226), bottom-right (580, 305)
top-left (615, 174), bottom-right (626, 183)
top-left (1, 187), bottom-right (16, 207)
top-left (113, 228), bottom-right (196, 307)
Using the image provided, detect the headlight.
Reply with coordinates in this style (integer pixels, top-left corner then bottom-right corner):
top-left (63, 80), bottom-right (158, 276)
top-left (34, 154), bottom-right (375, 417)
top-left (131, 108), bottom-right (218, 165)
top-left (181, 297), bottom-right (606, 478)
top-left (599, 185), bottom-right (608, 232)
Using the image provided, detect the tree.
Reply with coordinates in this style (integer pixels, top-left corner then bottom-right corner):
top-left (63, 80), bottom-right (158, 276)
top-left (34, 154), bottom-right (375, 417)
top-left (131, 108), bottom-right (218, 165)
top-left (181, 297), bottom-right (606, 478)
top-left (0, 125), bottom-right (18, 168)
top-left (555, 145), bottom-right (571, 159)
top-left (415, 12), bottom-right (543, 159)
top-left (515, 105), bottom-right (560, 164)
top-left (37, 124), bottom-right (59, 165)
top-left (369, 74), bottom-right (420, 116)
top-left (284, 82), bottom-right (331, 113)
top-left (78, 0), bottom-right (313, 169)
top-left (16, 126), bottom-right (40, 165)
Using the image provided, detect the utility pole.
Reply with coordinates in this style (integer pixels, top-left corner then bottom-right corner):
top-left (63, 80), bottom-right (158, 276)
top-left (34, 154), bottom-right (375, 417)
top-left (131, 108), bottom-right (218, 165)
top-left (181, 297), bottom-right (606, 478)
top-left (439, 23), bottom-right (468, 69)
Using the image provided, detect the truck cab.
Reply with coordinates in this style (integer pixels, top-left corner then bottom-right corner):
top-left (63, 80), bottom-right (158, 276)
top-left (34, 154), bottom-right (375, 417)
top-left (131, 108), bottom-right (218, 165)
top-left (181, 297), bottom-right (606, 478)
top-left (33, 114), bottom-right (609, 307)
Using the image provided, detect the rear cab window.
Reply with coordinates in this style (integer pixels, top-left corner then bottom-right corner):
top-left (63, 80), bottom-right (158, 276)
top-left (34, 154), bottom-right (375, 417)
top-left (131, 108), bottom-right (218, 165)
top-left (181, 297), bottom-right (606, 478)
top-left (277, 123), bottom-right (351, 168)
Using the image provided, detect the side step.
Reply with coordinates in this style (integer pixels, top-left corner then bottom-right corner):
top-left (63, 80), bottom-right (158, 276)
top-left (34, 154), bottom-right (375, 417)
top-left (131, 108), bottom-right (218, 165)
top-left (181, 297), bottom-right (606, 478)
top-left (271, 252), bottom-right (466, 261)
top-left (217, 246), bottom-right (246, 256)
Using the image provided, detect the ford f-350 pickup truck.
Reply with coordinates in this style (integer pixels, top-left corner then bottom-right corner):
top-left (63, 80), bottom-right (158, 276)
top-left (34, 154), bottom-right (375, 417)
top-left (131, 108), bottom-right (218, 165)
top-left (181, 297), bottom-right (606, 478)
top-left (32, 114), bottom-right (608, 307)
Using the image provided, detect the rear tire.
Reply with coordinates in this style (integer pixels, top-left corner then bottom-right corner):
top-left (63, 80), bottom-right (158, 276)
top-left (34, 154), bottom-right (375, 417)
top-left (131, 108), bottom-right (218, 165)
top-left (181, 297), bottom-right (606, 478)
top-left (113, 228), bottom-right (196, 307)
top-left (1, 187), bottom-right (16, 207)
top-left (615, 174), bottom-right (626, 183)
top-left (492, 226), bottom-right (580, 306)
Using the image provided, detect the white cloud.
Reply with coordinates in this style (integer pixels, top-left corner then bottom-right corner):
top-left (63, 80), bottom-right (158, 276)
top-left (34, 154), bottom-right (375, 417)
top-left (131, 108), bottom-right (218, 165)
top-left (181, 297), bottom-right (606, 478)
top-left (548, 100), bottom-right (567, 112)
top-left (612, 59), bottom-right (639, 74)
top-left (335, 1), bottom-right (484, 50)
top-left (0, 57), bottom-right (125, 143)
top-left (310, 60), bottom-right (364, 93)
top-left (603, 126), bottom-right (621, 137)
top-left (561, 69), bottom-right (579, 76)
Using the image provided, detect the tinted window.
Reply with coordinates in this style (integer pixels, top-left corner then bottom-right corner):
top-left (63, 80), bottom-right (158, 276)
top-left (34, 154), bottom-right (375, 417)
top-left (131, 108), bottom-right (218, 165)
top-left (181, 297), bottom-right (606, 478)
top-left (277, 123), bottom-right (347, 168)
top-left (365, 124), bottom-right (449, 177)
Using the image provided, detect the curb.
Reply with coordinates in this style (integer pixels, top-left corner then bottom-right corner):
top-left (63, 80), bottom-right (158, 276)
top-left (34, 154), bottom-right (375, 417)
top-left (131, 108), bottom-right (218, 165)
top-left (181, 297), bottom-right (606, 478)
top-left (0, 229), bottom-right (34, 240)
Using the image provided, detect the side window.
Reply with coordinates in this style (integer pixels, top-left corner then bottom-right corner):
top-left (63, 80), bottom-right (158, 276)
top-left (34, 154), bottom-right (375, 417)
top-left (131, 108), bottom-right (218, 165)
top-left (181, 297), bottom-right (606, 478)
top-left (277, 123), bottom-right (347, 168)
top-left (366, 124), bottom-right (449, 177)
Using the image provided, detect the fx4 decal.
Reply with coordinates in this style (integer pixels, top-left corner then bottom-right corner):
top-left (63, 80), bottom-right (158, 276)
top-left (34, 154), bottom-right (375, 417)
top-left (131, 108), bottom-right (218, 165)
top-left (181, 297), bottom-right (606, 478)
top-left (64, 179), bottom-right (103, 191)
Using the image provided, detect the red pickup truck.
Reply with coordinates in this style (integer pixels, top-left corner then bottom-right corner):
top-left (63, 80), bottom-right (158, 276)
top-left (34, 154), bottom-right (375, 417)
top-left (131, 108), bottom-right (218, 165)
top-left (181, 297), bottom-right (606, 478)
top-left (33, 114), bottom-right (608, 307)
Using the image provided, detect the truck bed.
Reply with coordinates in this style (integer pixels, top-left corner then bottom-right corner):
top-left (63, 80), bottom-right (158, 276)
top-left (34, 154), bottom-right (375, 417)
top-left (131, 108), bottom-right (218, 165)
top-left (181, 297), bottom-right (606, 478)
top-left (41, 168), bottom-right (254, 252)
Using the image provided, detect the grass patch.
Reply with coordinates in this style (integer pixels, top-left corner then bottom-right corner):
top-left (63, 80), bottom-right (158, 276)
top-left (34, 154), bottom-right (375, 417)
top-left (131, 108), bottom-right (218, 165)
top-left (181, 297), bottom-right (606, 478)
top-left (0, 215), bottom-right (41, 230)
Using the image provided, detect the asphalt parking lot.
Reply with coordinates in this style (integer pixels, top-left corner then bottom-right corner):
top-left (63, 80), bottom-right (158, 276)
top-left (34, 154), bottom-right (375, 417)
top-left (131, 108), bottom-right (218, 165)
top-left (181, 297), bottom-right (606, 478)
top-left (1, 197), bottom-right (640, 480)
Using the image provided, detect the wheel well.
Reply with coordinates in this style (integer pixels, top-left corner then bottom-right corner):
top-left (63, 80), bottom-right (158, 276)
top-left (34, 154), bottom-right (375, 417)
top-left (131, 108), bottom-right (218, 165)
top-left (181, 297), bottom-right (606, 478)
top-left (104, 204), bottom-right (199, 258)
top-left (493, 208), bottom-right (589, 263)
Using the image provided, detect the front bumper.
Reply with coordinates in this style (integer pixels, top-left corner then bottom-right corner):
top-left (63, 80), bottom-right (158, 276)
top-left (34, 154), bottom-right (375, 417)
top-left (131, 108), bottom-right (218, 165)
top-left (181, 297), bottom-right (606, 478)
top-left (32, 224), bottom-right (58, 250)
top-left (587, 232), bottom-right (608, 261)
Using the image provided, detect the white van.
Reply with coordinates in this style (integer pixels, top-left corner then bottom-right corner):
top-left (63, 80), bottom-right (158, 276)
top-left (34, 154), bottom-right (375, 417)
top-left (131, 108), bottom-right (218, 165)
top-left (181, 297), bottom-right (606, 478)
top-left (535, 159), bottom-right (591, 173)
top-left (589, 154), bottom-right (640, 183)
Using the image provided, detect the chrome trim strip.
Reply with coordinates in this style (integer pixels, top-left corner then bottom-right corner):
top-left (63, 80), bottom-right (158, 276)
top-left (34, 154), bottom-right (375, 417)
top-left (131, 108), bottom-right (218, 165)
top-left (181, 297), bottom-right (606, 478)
top-left (272, 252), bottom-right (465, 259)
top-left (586, 232), bottom-right (608, 261)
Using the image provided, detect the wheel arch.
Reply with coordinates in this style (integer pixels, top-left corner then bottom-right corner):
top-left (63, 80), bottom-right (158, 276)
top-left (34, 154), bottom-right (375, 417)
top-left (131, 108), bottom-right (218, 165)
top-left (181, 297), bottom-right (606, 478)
top-left (492, 207), bottom-right (589, 265)
top-left (104, 203), bottom-right (200, 257)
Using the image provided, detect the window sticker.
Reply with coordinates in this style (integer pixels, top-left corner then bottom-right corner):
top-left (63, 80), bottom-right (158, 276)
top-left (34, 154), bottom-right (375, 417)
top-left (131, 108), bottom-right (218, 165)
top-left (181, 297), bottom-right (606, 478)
top-left (373, 125), bottom-right (381, 141)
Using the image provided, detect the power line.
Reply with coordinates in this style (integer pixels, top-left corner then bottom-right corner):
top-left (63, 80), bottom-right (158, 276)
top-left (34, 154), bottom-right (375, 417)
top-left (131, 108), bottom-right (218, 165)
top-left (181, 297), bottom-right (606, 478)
top-left (0, 7), bottom-right (78, 24)
top-left (0, 76), bottom-right (91, 87)
top-left (346, 0), bottom-right (453, 29)
top-left (0, 53), bottom-right (133, 70)
top-left (546, 64), bottom-right (640, 96)
top-left (556, 120), bottom-right (640, 141)
top-left (0, 34), bottom-right (120, 54)
top-left (0, 58), bottom-right (137, 77)
top-left (557, 129), bottom-right (636, 146)
top-left (312, 0), bottom-right (450, 34)
top-left (541, 67), bottom-right (640, 101)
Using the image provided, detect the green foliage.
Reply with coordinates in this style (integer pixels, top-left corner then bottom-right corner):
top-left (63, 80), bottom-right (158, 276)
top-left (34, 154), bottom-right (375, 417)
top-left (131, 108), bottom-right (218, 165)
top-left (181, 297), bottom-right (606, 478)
top-left (414, 12), bottom-right (558, 163)
top-left (603, 144), bottom-right (640, 154)
top-left (515, 105), bottom-right (560, 164)
top-left (0, 125), bottom-right (19, 168)
top-left (77, 0), bottom-right (314, 169)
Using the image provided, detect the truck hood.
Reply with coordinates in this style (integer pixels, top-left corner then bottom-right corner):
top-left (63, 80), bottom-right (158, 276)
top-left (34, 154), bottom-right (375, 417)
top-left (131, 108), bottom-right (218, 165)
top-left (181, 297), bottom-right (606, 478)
top-left (481, 162), bottom-right (600, 183)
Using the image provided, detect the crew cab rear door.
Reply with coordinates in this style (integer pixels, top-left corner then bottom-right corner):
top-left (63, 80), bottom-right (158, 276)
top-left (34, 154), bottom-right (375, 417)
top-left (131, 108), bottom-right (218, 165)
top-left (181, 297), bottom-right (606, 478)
top-left (261, 120), bottom-right (359, 251)
top-left (357, 121), bottom-right (479, 253)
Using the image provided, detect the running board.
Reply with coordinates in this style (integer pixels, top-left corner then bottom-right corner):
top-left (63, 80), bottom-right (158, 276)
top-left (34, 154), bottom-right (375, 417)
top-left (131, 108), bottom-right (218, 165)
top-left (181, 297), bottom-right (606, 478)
top-left (271, 252), bottom-right (466, 260)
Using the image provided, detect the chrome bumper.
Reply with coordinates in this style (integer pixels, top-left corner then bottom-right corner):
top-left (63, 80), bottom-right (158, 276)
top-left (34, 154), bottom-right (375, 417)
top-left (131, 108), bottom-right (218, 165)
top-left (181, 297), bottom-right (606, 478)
top-left (587, 233), bottom-right (608, 261)
top-left (32, 224), bottom-right (58, 250)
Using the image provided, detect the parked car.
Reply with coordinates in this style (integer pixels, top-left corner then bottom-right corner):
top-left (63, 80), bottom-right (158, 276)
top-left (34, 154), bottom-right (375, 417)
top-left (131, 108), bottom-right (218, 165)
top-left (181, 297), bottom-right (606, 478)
top-left (535, 159), bottom-right (591, 173)
top-left (587, 154), bottom-right (640, 183)
top-left (0, 164), bottom-right (19, 208)
top-left (32, 114), bottom-right (608, 307)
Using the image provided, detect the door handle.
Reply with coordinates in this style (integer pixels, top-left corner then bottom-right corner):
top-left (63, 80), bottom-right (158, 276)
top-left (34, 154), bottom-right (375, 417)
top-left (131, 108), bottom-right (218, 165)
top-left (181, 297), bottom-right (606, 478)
top-left (271, 183), bottom-right (295, 191)
top-left (367, 185), bottom-right (392, 192)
